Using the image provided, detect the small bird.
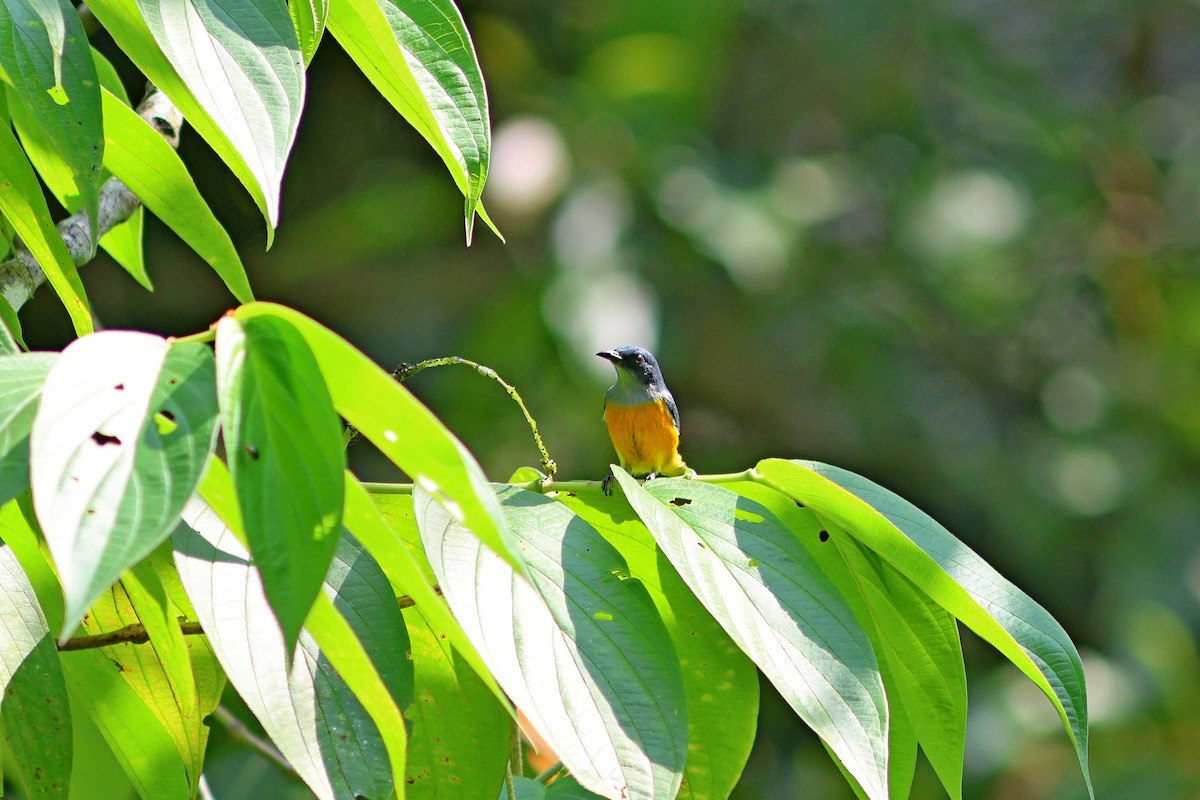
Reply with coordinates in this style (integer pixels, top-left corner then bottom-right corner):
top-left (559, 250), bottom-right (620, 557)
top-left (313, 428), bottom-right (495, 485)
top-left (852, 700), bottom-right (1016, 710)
top-left (597, 346), bottom-right (689, 493)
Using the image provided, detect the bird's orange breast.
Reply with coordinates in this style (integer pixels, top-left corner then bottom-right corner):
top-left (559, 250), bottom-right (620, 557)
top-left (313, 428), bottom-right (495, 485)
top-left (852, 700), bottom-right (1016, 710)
top-left (603, 399), bottom-right (687, 477)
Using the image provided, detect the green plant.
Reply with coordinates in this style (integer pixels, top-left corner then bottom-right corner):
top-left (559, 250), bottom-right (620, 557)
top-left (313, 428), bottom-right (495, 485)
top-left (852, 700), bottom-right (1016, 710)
top-left (0, 1), bottom-right (1092, 798)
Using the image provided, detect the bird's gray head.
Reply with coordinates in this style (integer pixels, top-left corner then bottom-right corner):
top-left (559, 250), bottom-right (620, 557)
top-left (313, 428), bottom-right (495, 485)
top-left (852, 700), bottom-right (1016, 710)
top-left (596, 345), bottom-right (667, 392)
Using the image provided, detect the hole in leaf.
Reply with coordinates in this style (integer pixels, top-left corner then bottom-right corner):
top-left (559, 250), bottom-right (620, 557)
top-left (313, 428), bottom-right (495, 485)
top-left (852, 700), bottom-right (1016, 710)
top-left (153, 410), bottom-right (178, 436)
top-left (818, 530), bottom-right (830, 543)
top-left (735, 508), bottom-right (763, 523)
top-left (244, 445), bottom-right (259, 460)
top-left (669, 497), bottom-right (692, 506)
top-left (91, 431), bottom-right (121, 446)
top-left (794, 500), bottom-right (806, 508)
top-left (113, 383), bottom-right (124, 391)
top-left (168, 378), bottom-right (178, 385)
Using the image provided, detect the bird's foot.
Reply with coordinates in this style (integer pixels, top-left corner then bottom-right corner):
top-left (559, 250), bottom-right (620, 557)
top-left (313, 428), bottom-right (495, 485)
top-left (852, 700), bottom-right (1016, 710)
top-left (601, 475), bottom-right (615, 496)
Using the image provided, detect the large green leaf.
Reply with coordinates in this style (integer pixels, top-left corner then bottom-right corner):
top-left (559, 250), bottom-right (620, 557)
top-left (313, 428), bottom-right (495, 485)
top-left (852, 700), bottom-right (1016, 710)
top-left (0, 122), bottom-right (91, 334)
top-left (85, 0), bottom-right (275, 238)
top-left (0, 353), bottom-right (56, 506)
top-left (613, 470), bottom-right (890, 800)
top-left (756, 458), bottom-right (1093, 797)
top-left (0, 545), bottom-right (71, 800)
top-left (233, 302), bottom-right (525, 575)
top-left (0, 0), bottom-right (103, 236)
top-left (417, 484), bottom-right (688, 800)
top-left (558, 486), bottom-right (759, 800)
top-left (29, 333), bottom-right (218, 638)
top-left (215, 313), bottom-right (345, 655)
top-left (134, 0), bottom-right (304, 231)
top-left (327, 0), bottom-right (491, 241)
top-left (175, 498), bottom-right (412, 800)
top-left (732, 481), bottom-right (964, 799)
top-left (101, 88), bottom-right (253, 303)
top-left (404, 608), bottom-right (512, 800)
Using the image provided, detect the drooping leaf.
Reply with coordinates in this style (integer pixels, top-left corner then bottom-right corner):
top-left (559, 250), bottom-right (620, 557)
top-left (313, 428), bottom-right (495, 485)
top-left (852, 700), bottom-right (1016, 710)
top-left (100, 88), bottom-right (253, 302)
top-left (30, 333), bottom-right (218, 637)
top-left (0, 545), bottom-right (72, 800)
top-left (328, 0), bottom-right (492, 241)
top-left (232, 302), bottom-right (525, 575)
top-left (417, 484), bottom-right (688, 800)
top-left (404, 608), bottom-right (512, 800)
top-left (0, 122), bottom-right (92, 334)
top-left (175, 498), bottom-right (412, 800)
top-left (134, 0), bottom-right (305, 231)
top-left (756, 458), bottom-right (1093, 797)
top-left (0, 0), bottom-right (103, 236)
top-left (0, 353), bottom-right (56, 506)
top-left (613, 470), bottom-right (890, 800)
top-left (85, 0), bottom-right (277, 239)
top-left (289, 0), bottom-right (328, 65)
top-left (559, 486), bottom-right (759, 800)
top-left (214, 313), bottom-right (345, 655)
top-left (0, 295), bottom-right (24, 353)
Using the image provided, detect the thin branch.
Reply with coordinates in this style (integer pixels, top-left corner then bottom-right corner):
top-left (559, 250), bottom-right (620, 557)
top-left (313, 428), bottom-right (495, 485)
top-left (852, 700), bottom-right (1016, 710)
top-left (0, 87), bottom-right (184, 314)
top-left (58, 619), bottom-right (205, 651)
top-left (360, 468), bottom-right (759, 496)
top-left (211, 705), bottom-right (301, 782)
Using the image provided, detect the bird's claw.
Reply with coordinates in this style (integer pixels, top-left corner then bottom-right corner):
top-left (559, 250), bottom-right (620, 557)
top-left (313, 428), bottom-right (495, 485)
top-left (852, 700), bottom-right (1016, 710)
top-left (601, 475), bottom-right (615, 496)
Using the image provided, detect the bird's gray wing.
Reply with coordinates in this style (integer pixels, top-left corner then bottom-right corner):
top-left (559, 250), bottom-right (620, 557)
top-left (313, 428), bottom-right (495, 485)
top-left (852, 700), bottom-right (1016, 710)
top-left (664, 392), bottom-right (680, 432)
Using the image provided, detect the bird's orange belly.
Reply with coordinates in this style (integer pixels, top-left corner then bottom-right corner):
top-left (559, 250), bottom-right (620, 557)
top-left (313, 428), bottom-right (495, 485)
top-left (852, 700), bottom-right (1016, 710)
top-left (603, 400), bottom-right (686, 477)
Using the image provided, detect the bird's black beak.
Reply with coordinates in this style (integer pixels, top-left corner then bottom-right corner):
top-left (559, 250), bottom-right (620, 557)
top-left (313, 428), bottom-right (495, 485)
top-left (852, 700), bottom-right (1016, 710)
top-left (596, 350), bottom-right (621, 363)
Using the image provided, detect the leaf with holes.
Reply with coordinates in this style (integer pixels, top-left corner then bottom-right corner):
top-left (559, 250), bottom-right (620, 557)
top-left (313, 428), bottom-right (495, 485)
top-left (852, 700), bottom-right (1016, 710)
top-left (30, 333), bottom-right (219, 639)
top-left (0, 353), bottom-right (56, 506)
top-left (756, 458), bottom-right (1093, 797)
top-left (176, 498), bottom-right (412, 800)
top-left (613, 469), bottom-right (890, 800)
top-left (0, 545), bottom-right (72, 800)
top-left (215, 313), bottom-right (345, 655)
top-left (134, 0), bottom-right (305, 231)
top-left (418, 484), bottom-right (688, 800)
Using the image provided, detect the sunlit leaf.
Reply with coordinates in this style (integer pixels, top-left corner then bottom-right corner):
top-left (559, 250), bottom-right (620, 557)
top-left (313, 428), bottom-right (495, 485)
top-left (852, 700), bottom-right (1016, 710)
top-left (0, 0), bottom-right (103, 235)
top-left (176, 498), bottom-right (411, 800)
top-left (559, 486), bottom-right (759, 800)
top-left (30, 333), bottom-right (218, 637)
top-left (0, 122), bottom-right (92, 334)
top-left (134, 0), bottom-right (305, 231)
top-left (756, 458), bottom-right (1093, 797)
top-left (232, 302), bottom-right (525, 575)
top-left (418, 484), bottom-right (688, 800)
top-left (0, 353), bottom-right (56, 506)
top-left (613, 470), bottom-right (890, 800)
top-left (404, 608), bottom-right (512, 800)
top-left (328, 0), bottom-right (492, 241)
top-left (289, 0), bottom-right (328, 65)
top-left (215, 313), bottom-right (344, 654)
top-left (101, 88), bottom-right (253, 303)
top-left (0, 545), bottom-right (71, 800)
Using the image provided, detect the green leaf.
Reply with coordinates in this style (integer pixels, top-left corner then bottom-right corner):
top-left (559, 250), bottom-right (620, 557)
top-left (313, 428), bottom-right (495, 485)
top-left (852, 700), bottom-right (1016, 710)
top-left (756, 458), bottom-right (1093, 797)
top-left (0, 353), bottom-right (56, 506)
top-left (404, 608), bottom-right (512, 800)
top-left (558, 486), bottom-right (759, 800)
top-left (85, 0), bottom-right (276, 240)
top-left (101, 87), bottom-right (253, 303)
top-left (0, 295), bottom-right (24, 352)
top-left (0, 122), bottom-right (92, 334)
top-left (613, 470), bottom-right (890, 800)
top-left (417, 485), bottom-right (688, 800)
top-left (233, 301), bottom-right (525, 575)
top-left (0, 0), bottom-right (103, 237)
top-left (134, 0), bottom-right (305, 232)
top-left (30, 333), bottom-right (219, 638)
top-left (60, 646), bottom-right (190, 800)
top-left (327, 0), bottom-right (491, 242)
top-left (350, 480), bottom-right (510, 709)
top-left (0, 545), bottom-right (72, 800)
top-left (731, 481), bottom-right (961, 799)
top-left (176, 499), bottom-right (411, 800)
top-left (215, 313), bottom-right (345, 654)
top-left (545, 775), bottom-right (612, 800)
top-left (289, 0), bottom-right (328, 66)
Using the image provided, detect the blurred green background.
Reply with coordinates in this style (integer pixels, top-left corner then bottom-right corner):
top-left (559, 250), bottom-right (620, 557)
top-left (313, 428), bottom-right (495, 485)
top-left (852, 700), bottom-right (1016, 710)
top-left (27, 0), bottom-right (1200, 797)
